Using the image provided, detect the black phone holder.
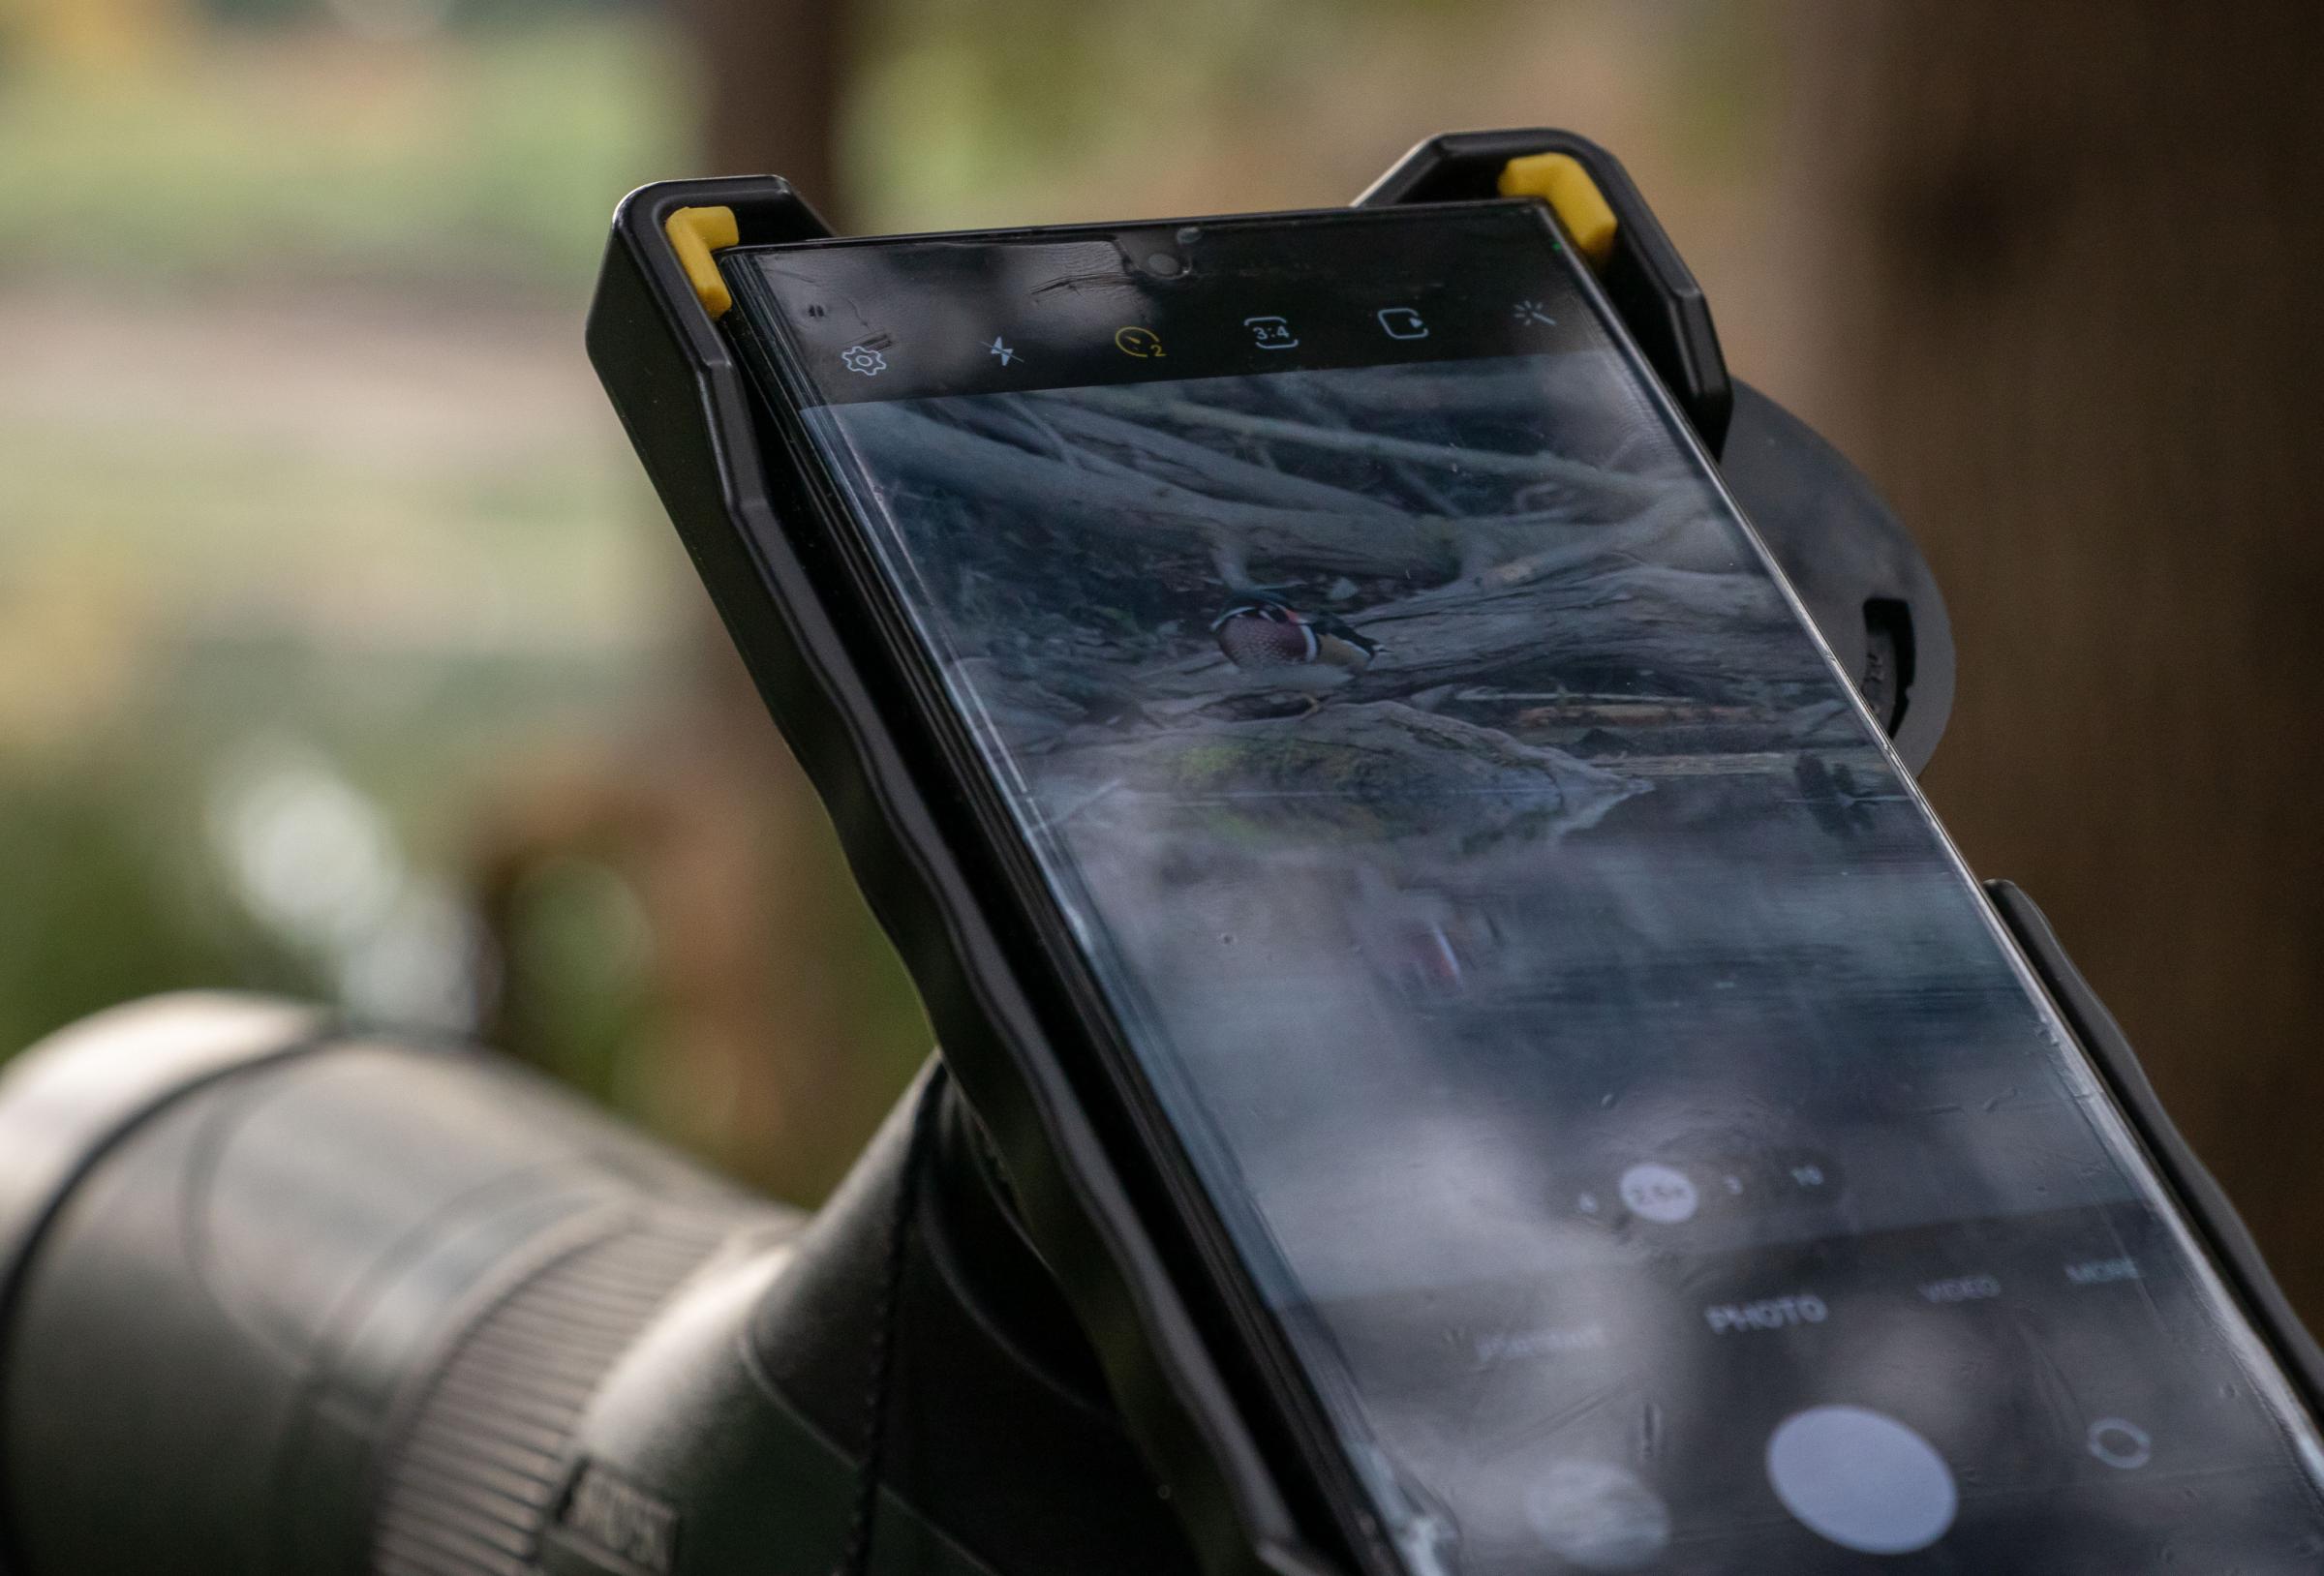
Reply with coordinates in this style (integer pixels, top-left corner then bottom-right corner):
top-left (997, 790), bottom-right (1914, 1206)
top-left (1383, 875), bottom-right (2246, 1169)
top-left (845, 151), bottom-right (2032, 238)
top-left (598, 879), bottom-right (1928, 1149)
top-left (583, 134), bottom-right (1979, 1569)
top-left (570, 129), bottom-right (2324, 1576)
top-left (578, 135), bottom-right (1976, 1576)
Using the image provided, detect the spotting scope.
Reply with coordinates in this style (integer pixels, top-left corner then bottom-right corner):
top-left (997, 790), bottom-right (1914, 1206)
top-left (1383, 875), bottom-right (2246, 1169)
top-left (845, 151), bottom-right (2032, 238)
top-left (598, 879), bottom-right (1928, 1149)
top-left (0, 993), bottom-right (1193, 1575)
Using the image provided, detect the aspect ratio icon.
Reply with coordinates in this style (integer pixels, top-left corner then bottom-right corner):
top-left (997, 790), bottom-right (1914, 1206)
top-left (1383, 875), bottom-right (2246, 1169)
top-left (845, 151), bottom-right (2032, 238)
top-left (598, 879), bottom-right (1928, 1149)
top-left (1243, 316), bottom-right (1300, 350)
top-left (1376, 306), bottom-right (1429, 340)
top-left (1115, 326), bottom-right (1165, 358)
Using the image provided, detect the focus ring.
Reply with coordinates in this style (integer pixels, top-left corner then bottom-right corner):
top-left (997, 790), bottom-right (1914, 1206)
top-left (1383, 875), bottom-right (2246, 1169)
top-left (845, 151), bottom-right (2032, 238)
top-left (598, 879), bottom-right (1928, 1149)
top-left (369, 1213), bottom-right (735, 1576)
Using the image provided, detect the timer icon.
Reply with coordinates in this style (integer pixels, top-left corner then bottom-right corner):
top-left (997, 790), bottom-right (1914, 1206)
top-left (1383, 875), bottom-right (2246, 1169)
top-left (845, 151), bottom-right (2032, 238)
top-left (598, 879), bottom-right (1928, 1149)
top-left (1114, 325), bottom-right (1165, 359)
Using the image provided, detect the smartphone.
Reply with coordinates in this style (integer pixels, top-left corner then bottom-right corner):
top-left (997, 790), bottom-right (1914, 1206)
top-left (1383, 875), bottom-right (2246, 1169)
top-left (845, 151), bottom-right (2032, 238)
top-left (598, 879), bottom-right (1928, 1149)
top-left (710, 199), bottom-right (2324, 1573)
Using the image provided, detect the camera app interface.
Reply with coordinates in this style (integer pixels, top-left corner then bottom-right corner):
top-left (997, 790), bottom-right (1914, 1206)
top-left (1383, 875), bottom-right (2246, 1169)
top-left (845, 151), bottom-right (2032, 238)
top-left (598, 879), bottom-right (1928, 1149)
top-left (730, 204), bottom-right (2324, 1572)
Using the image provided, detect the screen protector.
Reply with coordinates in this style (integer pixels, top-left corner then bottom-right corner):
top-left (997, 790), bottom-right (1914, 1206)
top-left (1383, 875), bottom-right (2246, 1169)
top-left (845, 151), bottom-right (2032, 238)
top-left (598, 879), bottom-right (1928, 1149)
top-left (723, 203), bottom-right (2324, 1573)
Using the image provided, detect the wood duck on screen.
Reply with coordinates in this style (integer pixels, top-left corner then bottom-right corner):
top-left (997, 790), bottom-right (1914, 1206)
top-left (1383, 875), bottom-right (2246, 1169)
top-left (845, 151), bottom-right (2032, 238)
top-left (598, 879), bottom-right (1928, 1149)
top-left (1209, 589), bottom-right (1382, 712)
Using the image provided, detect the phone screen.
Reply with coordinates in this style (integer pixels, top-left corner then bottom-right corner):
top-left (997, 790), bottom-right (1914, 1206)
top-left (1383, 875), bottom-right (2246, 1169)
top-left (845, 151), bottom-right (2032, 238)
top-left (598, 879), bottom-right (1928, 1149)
top-left (722, 203), bottom-right (2324, 1572)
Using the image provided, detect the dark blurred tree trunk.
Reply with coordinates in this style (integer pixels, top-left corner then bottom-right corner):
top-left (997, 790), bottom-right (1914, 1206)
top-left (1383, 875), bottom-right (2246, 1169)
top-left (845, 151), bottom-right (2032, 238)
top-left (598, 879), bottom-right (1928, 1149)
top-left (674, 0), bottom-right (850, 212)
top-left (1791, 3), bottom-right (2324, 1315)
top-left (483, 0), bottom-right (924, 1205)
top-left (652, 0), bottom-right (920, 1198)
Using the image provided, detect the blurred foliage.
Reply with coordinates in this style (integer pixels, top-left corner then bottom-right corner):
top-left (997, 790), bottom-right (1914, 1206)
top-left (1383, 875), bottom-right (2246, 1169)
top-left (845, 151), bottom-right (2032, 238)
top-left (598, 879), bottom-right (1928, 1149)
top-left (0, 0), bottom-right (947, 1188)
top-left (0, 0), bottom-right (1780, 1196)
top-left (199, 0), bottom-right (633, 30)
top-left (0, 6), bottom-right (682, 293)
top-left (0, 738), bottom-right (321, 1056)
top-left (849, 0), bottom-right (1497, 227)
top-left (0, 2), bottom-right (693, 1075)
top-left (494, 852), bottom-right (658, 1109)
top-left (840, 0), bottom-right (1783, 233)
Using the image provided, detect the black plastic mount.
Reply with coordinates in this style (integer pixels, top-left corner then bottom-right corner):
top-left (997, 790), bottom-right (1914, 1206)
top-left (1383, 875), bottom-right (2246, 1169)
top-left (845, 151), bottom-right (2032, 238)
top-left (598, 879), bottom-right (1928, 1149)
top-left (582, 131), bottom-right (2320, 1575)
top-left (1361, 130), bottom-right (1954, 770)
top-left (1359, 130), bottom-right (1733, 451)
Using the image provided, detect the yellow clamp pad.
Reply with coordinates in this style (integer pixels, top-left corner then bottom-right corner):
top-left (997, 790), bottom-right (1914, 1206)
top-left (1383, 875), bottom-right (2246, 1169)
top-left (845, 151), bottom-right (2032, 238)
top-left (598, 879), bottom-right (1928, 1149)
top-left (1497, 153), bottom-right (1617, 267)
top-left (666, 204), bottom-right (741, 318)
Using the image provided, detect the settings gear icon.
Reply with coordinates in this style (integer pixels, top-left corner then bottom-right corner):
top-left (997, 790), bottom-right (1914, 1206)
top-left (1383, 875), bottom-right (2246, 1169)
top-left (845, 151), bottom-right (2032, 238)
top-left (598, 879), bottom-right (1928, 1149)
top-left (840, 344), bottom-right (888, 377)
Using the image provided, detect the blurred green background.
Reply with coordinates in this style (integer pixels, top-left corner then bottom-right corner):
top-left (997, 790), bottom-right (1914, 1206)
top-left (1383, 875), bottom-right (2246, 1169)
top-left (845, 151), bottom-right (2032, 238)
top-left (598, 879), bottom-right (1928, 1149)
top-left (0, 0), bottom-right (1800, 1200)
top-left (6, 0), bottom-right (2323, 1326)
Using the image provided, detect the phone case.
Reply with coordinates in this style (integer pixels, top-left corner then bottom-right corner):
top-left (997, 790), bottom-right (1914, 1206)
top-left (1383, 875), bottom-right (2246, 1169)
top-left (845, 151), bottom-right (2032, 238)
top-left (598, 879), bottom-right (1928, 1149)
top-left (593, 172), bottom-right (1359, 1576)
top-left (586, 131), bottom-right (2324, 1574)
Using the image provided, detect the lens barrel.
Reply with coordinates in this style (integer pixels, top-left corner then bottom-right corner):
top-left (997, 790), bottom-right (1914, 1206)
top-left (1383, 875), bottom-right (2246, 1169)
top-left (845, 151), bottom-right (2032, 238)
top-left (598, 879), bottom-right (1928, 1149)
top-left (0, 995), bottom-right (787, 1575)
top-left (0, 996), bottom-right (1194, 1576)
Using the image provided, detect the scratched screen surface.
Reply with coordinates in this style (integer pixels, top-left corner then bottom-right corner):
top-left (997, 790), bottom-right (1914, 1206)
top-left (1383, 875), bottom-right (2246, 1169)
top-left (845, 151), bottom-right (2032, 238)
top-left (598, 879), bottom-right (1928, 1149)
top-left (733, 207), bottom-right (2324, 1573)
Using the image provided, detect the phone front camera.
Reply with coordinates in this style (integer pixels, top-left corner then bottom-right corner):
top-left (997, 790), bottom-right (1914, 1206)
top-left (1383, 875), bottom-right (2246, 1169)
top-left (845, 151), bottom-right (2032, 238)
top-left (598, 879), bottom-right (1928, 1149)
top-left (1146, 253), bottom-right (1183, 277)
